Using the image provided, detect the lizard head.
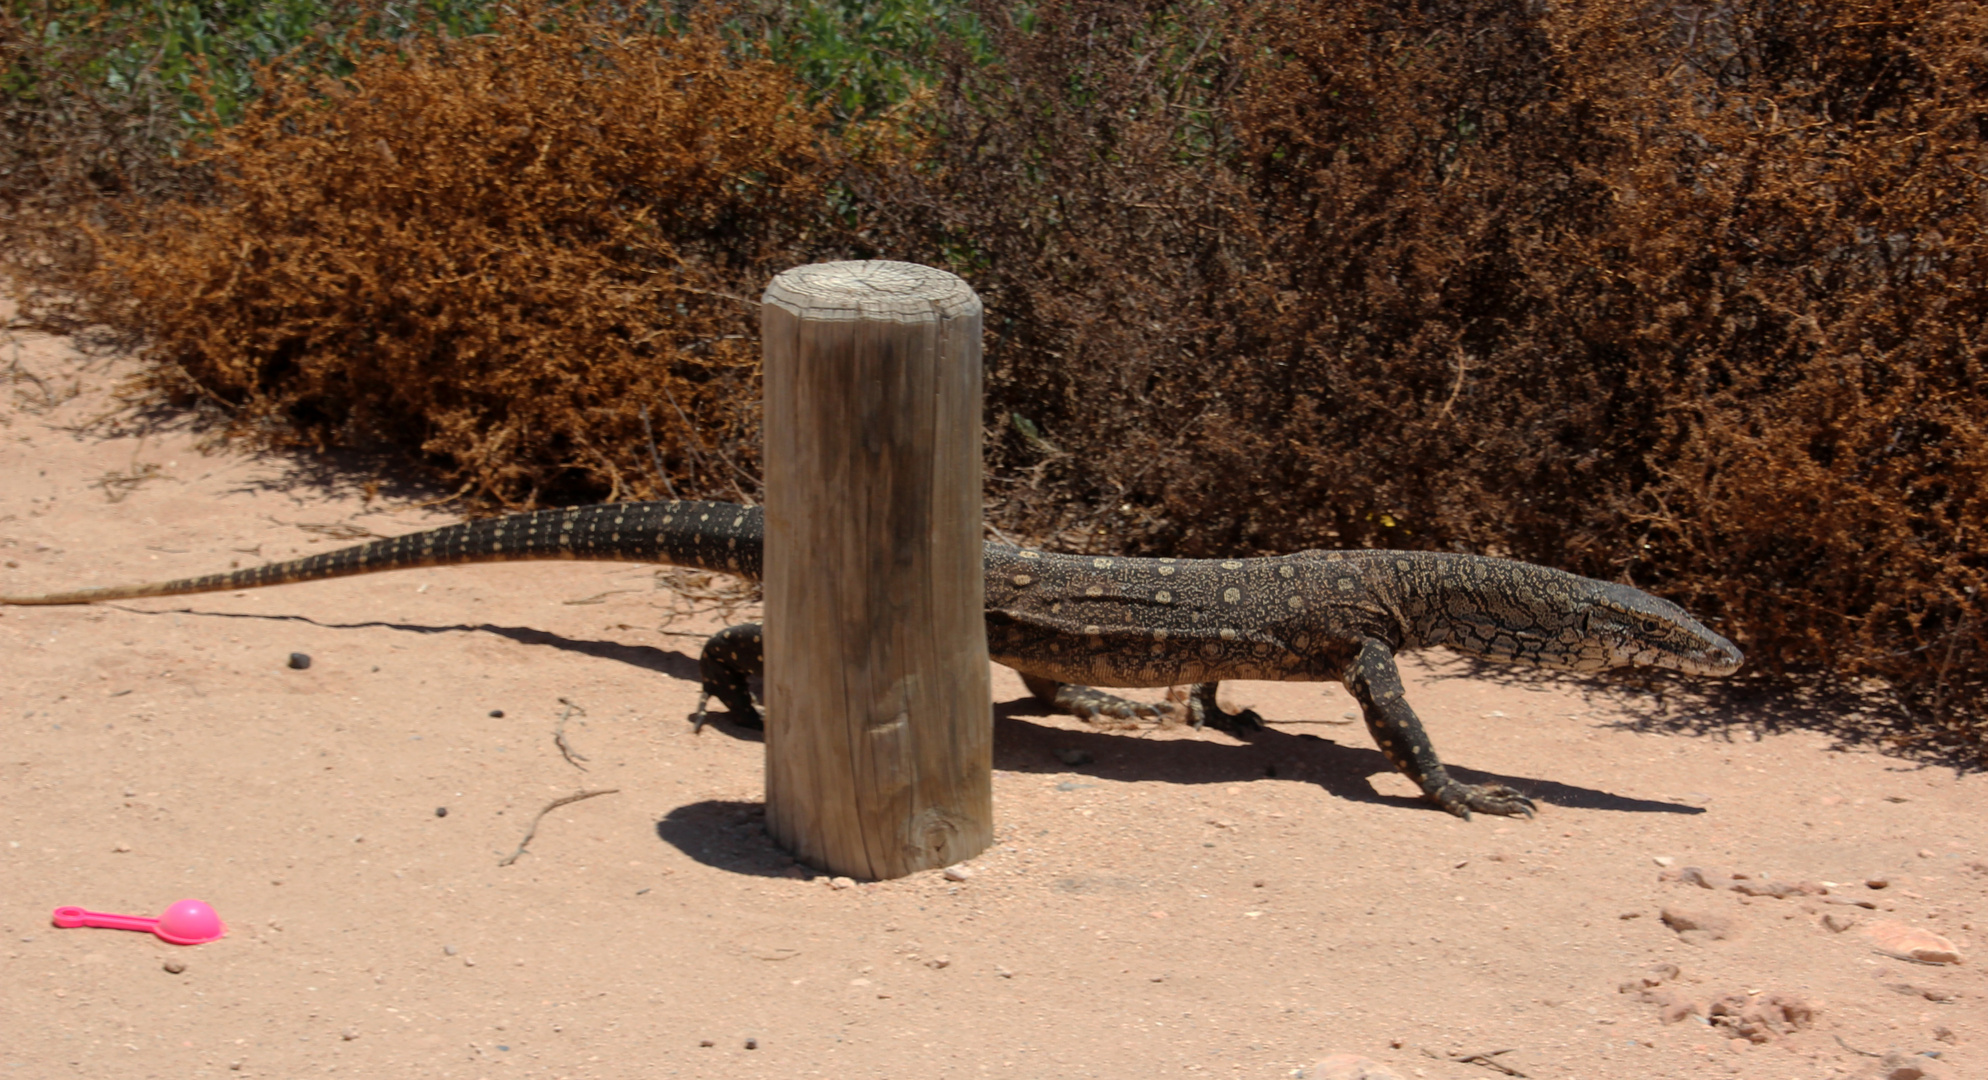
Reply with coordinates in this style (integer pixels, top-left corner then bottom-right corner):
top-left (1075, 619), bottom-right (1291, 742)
top-left (1580, 581), bottom-right (1744, 676)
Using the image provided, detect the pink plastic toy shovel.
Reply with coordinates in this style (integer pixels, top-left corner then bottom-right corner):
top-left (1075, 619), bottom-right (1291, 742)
top-left (51, 899), bottom-right (225, 945)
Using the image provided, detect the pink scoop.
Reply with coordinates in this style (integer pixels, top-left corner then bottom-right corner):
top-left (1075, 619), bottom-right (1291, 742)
top-left (51, 899), bottom-right (225, 945)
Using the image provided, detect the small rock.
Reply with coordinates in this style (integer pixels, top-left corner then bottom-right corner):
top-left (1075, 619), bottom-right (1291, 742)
top-left (1053, 748), bottom-right (1092, 766)
top-left (1867, 876), bottom-right (1892, 889)
top-left (1865, 920), bottom-right (1963, 965)
top-left (1884, 983), bottom-right (1957, 1003)
top-left (113, 842), bottom-right (130, 853)
top-left (1661, 906), bottom-right (1738, 943)
top-left (287, 652), bottom-right (312, 670)
top-left (699, 1039), bottom-right (715, 1048)
top-left (463, 957), bottom-right (476, 967)
top-left (435, 806), bottom-right (448, 818)
top-left (489, 709), bottom-right (505, 718)
top-left (1649, 989), bottom-right (1700, 1024)
top-left (1619, 962), bottom-right (1681, 994)
top-left (1652, 855), bottom-right (1676, 867)
top-left (341, 1028), bottom-right (359, 1041)
top-left (744, 1038), bottom-right (758, 1050)
top-left (829, 876), bottom-right (855, 890)
top-left (1732, 878), bottom-right (1825, 898)
top-left (443, 945), bottom-right (457, 956)
top-left (926, 956), bottom-right (951, 969)
top-left (1706, 992), bottom-right (1815, 1043)
top-left (1933, 1025), bottom-right (1957, 1044)
top-left (1662, 866), bottom-right (1726, 890)
top-left (162, 959), bottom-right (186, 975)
top-left (1305, 1053), bottom-right (1407, 1080)
top-left (942, 864), bottom-right (972, 882)
top-left (1823, 912), bottom-right (1858, 933)
top-left (1880, 1050), bottom-right (1940, 1080)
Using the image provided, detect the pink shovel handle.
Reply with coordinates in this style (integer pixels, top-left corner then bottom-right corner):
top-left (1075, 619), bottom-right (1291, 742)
top-left (51, 907), bottom-right (158, 933)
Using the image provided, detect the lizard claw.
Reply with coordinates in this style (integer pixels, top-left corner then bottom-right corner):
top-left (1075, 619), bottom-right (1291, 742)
top-left (1431, 781), bottom-right (1536, 820)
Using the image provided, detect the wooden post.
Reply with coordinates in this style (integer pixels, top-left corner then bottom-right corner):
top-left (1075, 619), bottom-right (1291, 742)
top-left (760, 261), bottom-right (990, 880)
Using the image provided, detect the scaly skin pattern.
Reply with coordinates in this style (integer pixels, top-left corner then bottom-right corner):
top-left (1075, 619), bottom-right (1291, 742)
top-left (1, 499), bottom-right (1742, 818)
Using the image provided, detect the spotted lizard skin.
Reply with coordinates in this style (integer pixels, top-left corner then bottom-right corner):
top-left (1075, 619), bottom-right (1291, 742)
top-left (1, 499), bottom-right (1743, 818)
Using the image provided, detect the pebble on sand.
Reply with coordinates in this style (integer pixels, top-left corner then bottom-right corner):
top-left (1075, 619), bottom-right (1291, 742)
top-left (1660, 906), bottom-right (1738, 943)
top-left (287, 652), bottom-right (312, 670)
top-left (1864, 920), bottom-right (1963, 965)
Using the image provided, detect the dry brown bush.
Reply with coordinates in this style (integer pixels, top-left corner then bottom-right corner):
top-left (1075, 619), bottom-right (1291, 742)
top-left (70, 4), bottom-right (854, 505)
top-left (867, 0), bottom-right (1988, 757)
top-left (11, 0), bottom-right (1987, 755)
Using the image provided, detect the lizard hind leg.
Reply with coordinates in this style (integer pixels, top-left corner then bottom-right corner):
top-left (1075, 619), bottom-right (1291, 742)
top-left (1019, 674), bottom-right (1168, 729)
top-left (694, 623), bottom-right (765, 732)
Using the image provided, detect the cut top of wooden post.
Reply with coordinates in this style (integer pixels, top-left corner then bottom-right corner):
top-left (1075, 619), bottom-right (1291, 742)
top-left (761, 260), bottom-right (981, 325)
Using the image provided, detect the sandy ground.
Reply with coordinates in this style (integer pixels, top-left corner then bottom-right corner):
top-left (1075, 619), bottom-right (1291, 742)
top-left (1, 314), bottom-right (1982, 1080)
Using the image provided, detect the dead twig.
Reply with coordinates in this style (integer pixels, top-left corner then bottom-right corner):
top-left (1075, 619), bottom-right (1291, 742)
top-left (92, 462), bottom-right (162, 503)
top-left (648, 565), bottom-right (761, 633)
top-left (92, 436), bottom-right (163, 503)
top-left (637, 405), bottom-right (680, 500)
top-left (261, 514), bottom-right (384, 541)
top-left (660, 383), bottom-right (757, 504)
top-left (562, 589), bottom-right (640, 606)
top-left (498, 787), bottom-right (617, 867)
top-left (1834, 1034), bottom-right (1883, 1058)
top-left (1438, 345), bottom-right (1470, 419)
top-left (553, 697), bottom-right (589, 771)
top-left (1424, 1047), bottom-right (1527, 1077)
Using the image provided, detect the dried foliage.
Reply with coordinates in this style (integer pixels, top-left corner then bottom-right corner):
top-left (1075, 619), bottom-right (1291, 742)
top-left (9, 0), bottom-right (1988, 755)
top-left (850, 0), bottom-right (1257, 539)
top-left (0, 4), bottom-right (200, 322)
top-left (78, 5), bottom-right (849, 504)
top-left (867, 0), bottom-right (1988, 756)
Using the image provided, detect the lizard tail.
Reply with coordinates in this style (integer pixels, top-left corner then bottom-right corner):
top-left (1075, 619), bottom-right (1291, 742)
top-left (0, 500), bottom-right (763, 605)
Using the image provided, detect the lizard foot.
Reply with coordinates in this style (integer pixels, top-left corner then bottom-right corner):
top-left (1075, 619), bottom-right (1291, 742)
top-left (1430, 781), bottom-right (1536, 820)
top-left (1021, 675), bottom-right (1164, 728)
top-left (692, 688), bottom-right (764, 732)
top-left (1182, 683), bottom-right (1265, 735)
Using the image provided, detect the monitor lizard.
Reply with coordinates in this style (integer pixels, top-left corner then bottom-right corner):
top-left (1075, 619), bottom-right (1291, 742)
top-left (1, 499), bottom-right (1742, 818)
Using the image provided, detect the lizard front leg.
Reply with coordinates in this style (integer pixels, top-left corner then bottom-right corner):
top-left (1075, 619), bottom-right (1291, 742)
top-left (1342, 639), bottom-right (1535, 819)
top-left (694, 623), bottom-right (765, 731)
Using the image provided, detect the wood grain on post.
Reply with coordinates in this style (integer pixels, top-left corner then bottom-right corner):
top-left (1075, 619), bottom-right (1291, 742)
top-left (760, 261), bottom-right (990, 880)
